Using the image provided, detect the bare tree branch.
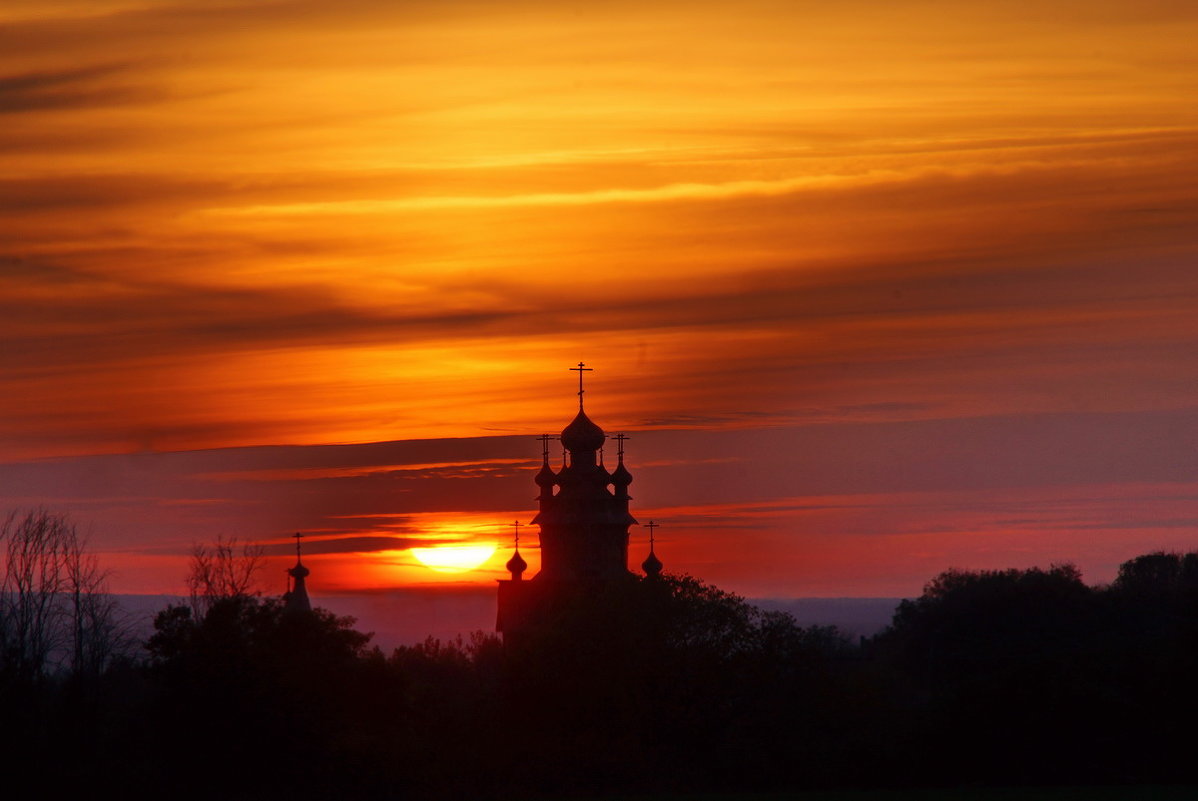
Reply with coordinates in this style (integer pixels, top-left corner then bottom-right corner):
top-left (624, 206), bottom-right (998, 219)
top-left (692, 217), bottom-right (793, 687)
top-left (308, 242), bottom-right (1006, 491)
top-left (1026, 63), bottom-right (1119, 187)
top-left (0, 509), bottom-right (132, 680)
top-left (187, 536), bottom-right (265, 619)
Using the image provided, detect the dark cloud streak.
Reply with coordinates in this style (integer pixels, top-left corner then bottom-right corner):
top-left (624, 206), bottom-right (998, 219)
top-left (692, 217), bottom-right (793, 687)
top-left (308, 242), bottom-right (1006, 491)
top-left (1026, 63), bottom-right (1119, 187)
top-left (0, 62), bottom-right (161, 114)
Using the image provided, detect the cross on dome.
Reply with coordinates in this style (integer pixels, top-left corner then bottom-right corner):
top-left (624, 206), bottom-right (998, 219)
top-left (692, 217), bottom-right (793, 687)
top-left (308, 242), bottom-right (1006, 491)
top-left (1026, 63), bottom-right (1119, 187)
top-left (285, 531), bottom-right (312, 612)
top-left (642, 520), bottom-right (663, 577)
top-left (560, 363), bottom-right (606, 454)
top-left (614, 433), bottom-right (629, 459)
top-left (570, 362), bottom-right (593, 408)
top-left (505, 520), bottom-right (528, 580)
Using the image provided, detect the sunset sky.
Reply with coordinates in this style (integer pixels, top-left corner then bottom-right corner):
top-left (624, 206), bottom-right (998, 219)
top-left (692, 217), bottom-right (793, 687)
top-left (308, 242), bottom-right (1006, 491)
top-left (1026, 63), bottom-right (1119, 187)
top-left (4, 1), bottom-right (1198, 612)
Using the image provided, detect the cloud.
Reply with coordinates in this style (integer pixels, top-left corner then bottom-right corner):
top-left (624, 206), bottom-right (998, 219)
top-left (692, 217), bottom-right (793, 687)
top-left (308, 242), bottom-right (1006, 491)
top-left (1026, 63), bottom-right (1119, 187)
top-left (2, 0), bottom-right (1197, 599)
top-left (0, 62), bottom-right (159, 114)
top-left (198, 171), bottom-right (917, 216)
top-left (197, 457), bottom-right (534, 483)
top-left (260, 534), bottom-right (447, 556)
top-left (4, 206), bottom-right (1198, 458)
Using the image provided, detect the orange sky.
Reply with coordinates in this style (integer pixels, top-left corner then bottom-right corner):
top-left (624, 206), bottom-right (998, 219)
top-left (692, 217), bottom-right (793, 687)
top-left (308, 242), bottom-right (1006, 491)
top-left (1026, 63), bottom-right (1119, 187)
top-left (3, 1), bottom-right (1198, 604)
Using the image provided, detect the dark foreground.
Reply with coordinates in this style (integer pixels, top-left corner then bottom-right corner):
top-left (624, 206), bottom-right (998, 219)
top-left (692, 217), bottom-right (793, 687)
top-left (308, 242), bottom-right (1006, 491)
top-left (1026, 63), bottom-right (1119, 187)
top-left (612, 790), bottom-right (1198, 801)
top-left (5, 551), bottom-right (1198, 800)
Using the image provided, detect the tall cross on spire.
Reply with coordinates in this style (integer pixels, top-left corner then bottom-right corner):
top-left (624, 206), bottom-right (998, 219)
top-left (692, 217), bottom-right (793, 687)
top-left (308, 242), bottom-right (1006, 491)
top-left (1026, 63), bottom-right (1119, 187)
top-left (645, 520), bottom-right (658, 549)
top-left (537, 433), bottom-right (555, 462)
top-left (293, 531), bottom-right (304, 561)
top-left (570, 361), bottom-right (593, 408)
top-left (510, 519), bottom-right (522, 549)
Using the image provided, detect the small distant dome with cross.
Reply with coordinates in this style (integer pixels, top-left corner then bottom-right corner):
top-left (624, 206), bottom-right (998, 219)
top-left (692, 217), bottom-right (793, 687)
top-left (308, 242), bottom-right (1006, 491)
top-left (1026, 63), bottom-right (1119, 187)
top-left (284, 531), bottom-right (312, 613)
top-left (506, 549), bottom-right (528, 580)
top-left (642, 520), bottom-right (663, 578)
top-left (506, 520), bottom-right (528, 580)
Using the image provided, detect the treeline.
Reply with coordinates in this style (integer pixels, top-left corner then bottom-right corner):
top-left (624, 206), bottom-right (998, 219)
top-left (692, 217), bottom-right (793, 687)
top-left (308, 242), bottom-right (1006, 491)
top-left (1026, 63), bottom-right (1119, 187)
top-left (3, 515), bottom-right (1198, 799)
top-left (877, 556), bottom-right (1198, 787)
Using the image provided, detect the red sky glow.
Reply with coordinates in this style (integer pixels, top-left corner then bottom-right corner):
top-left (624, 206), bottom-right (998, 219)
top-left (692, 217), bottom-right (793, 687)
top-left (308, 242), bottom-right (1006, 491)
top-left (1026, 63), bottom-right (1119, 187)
top-left (3, 0), bottom-right (1197, 613)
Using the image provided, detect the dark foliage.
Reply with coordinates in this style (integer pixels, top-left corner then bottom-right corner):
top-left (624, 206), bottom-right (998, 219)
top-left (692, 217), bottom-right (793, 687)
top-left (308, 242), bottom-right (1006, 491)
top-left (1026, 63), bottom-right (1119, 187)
top-left (7, 554), bottom-right (1198, 798)
top-left (143, 596), bottom-right (380, 799)
top-left (496, 574), bottom-right (858, 795)
top-left (870, 555), bottom-right (1198, 787)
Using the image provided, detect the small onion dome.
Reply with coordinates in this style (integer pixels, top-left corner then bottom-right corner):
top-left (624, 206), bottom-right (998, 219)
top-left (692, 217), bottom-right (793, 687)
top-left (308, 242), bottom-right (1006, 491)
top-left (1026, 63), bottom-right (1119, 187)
top-left (535, 461), bottom-right (557, 488)
top-left (642, 550), bottom-right (663, 578)
top-left (610, 461), bottom-right (632, 488)
top-left (288, 562), bottom-right (310, 579)
top-left (561, 407), bottom-right (605, 453)
top-left (506, 549), bottom-right (528, 579)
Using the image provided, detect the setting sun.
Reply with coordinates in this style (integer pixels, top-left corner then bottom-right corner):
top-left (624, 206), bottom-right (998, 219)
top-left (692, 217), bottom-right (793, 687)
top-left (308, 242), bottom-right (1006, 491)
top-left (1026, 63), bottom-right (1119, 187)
top-left (410, 544), bottom-right (498, 573)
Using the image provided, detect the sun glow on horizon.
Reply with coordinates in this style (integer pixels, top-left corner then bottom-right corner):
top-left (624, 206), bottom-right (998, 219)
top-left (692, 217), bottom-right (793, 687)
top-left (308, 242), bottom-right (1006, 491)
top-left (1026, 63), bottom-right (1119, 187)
top-left (410, 543), bottom-right (499, 573)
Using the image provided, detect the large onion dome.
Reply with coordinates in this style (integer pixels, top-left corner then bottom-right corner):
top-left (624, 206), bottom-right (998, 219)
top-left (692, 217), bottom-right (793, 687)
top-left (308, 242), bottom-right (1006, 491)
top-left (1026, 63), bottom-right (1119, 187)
top-left (561, 407), bottom-right (605, 453)
top-left (642, 549), bottom-right (663, 578)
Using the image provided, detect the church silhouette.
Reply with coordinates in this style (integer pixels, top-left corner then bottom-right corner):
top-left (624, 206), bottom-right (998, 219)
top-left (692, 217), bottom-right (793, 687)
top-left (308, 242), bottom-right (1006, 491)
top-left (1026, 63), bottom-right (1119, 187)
top-left (497, 363), bottom-right (662, 639)
top-left (282, 531), bottom-right (311, 614)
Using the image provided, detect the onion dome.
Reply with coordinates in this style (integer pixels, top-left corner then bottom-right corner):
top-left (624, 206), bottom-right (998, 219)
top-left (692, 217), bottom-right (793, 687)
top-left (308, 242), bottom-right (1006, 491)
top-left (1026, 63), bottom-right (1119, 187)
top-left (535, 461), bottom-right (557, 488)
top-left (642, 549), bottom-right (663, 578)
top-left (561, 407), bottom-right (605, 453)
top-left (611, 460), bottom-right (632, 488)
top-left (288, 562), bottom-right (310, 580)
top-left (506, 549), bottom-right (528, 580)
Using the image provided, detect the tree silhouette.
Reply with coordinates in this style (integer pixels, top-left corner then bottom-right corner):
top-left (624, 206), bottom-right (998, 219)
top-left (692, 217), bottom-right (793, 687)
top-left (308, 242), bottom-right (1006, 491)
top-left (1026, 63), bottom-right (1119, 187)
top-left (0, 508), bottom-right (129, 681)
top-left (491, 573), bottom-right (855, 794)
top-left (146, 593), bottom-right (379, 797)
top-left (185, 535), bottom-right (264, 619)
top-left (1112, 550), bottom-right (1198, 599)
